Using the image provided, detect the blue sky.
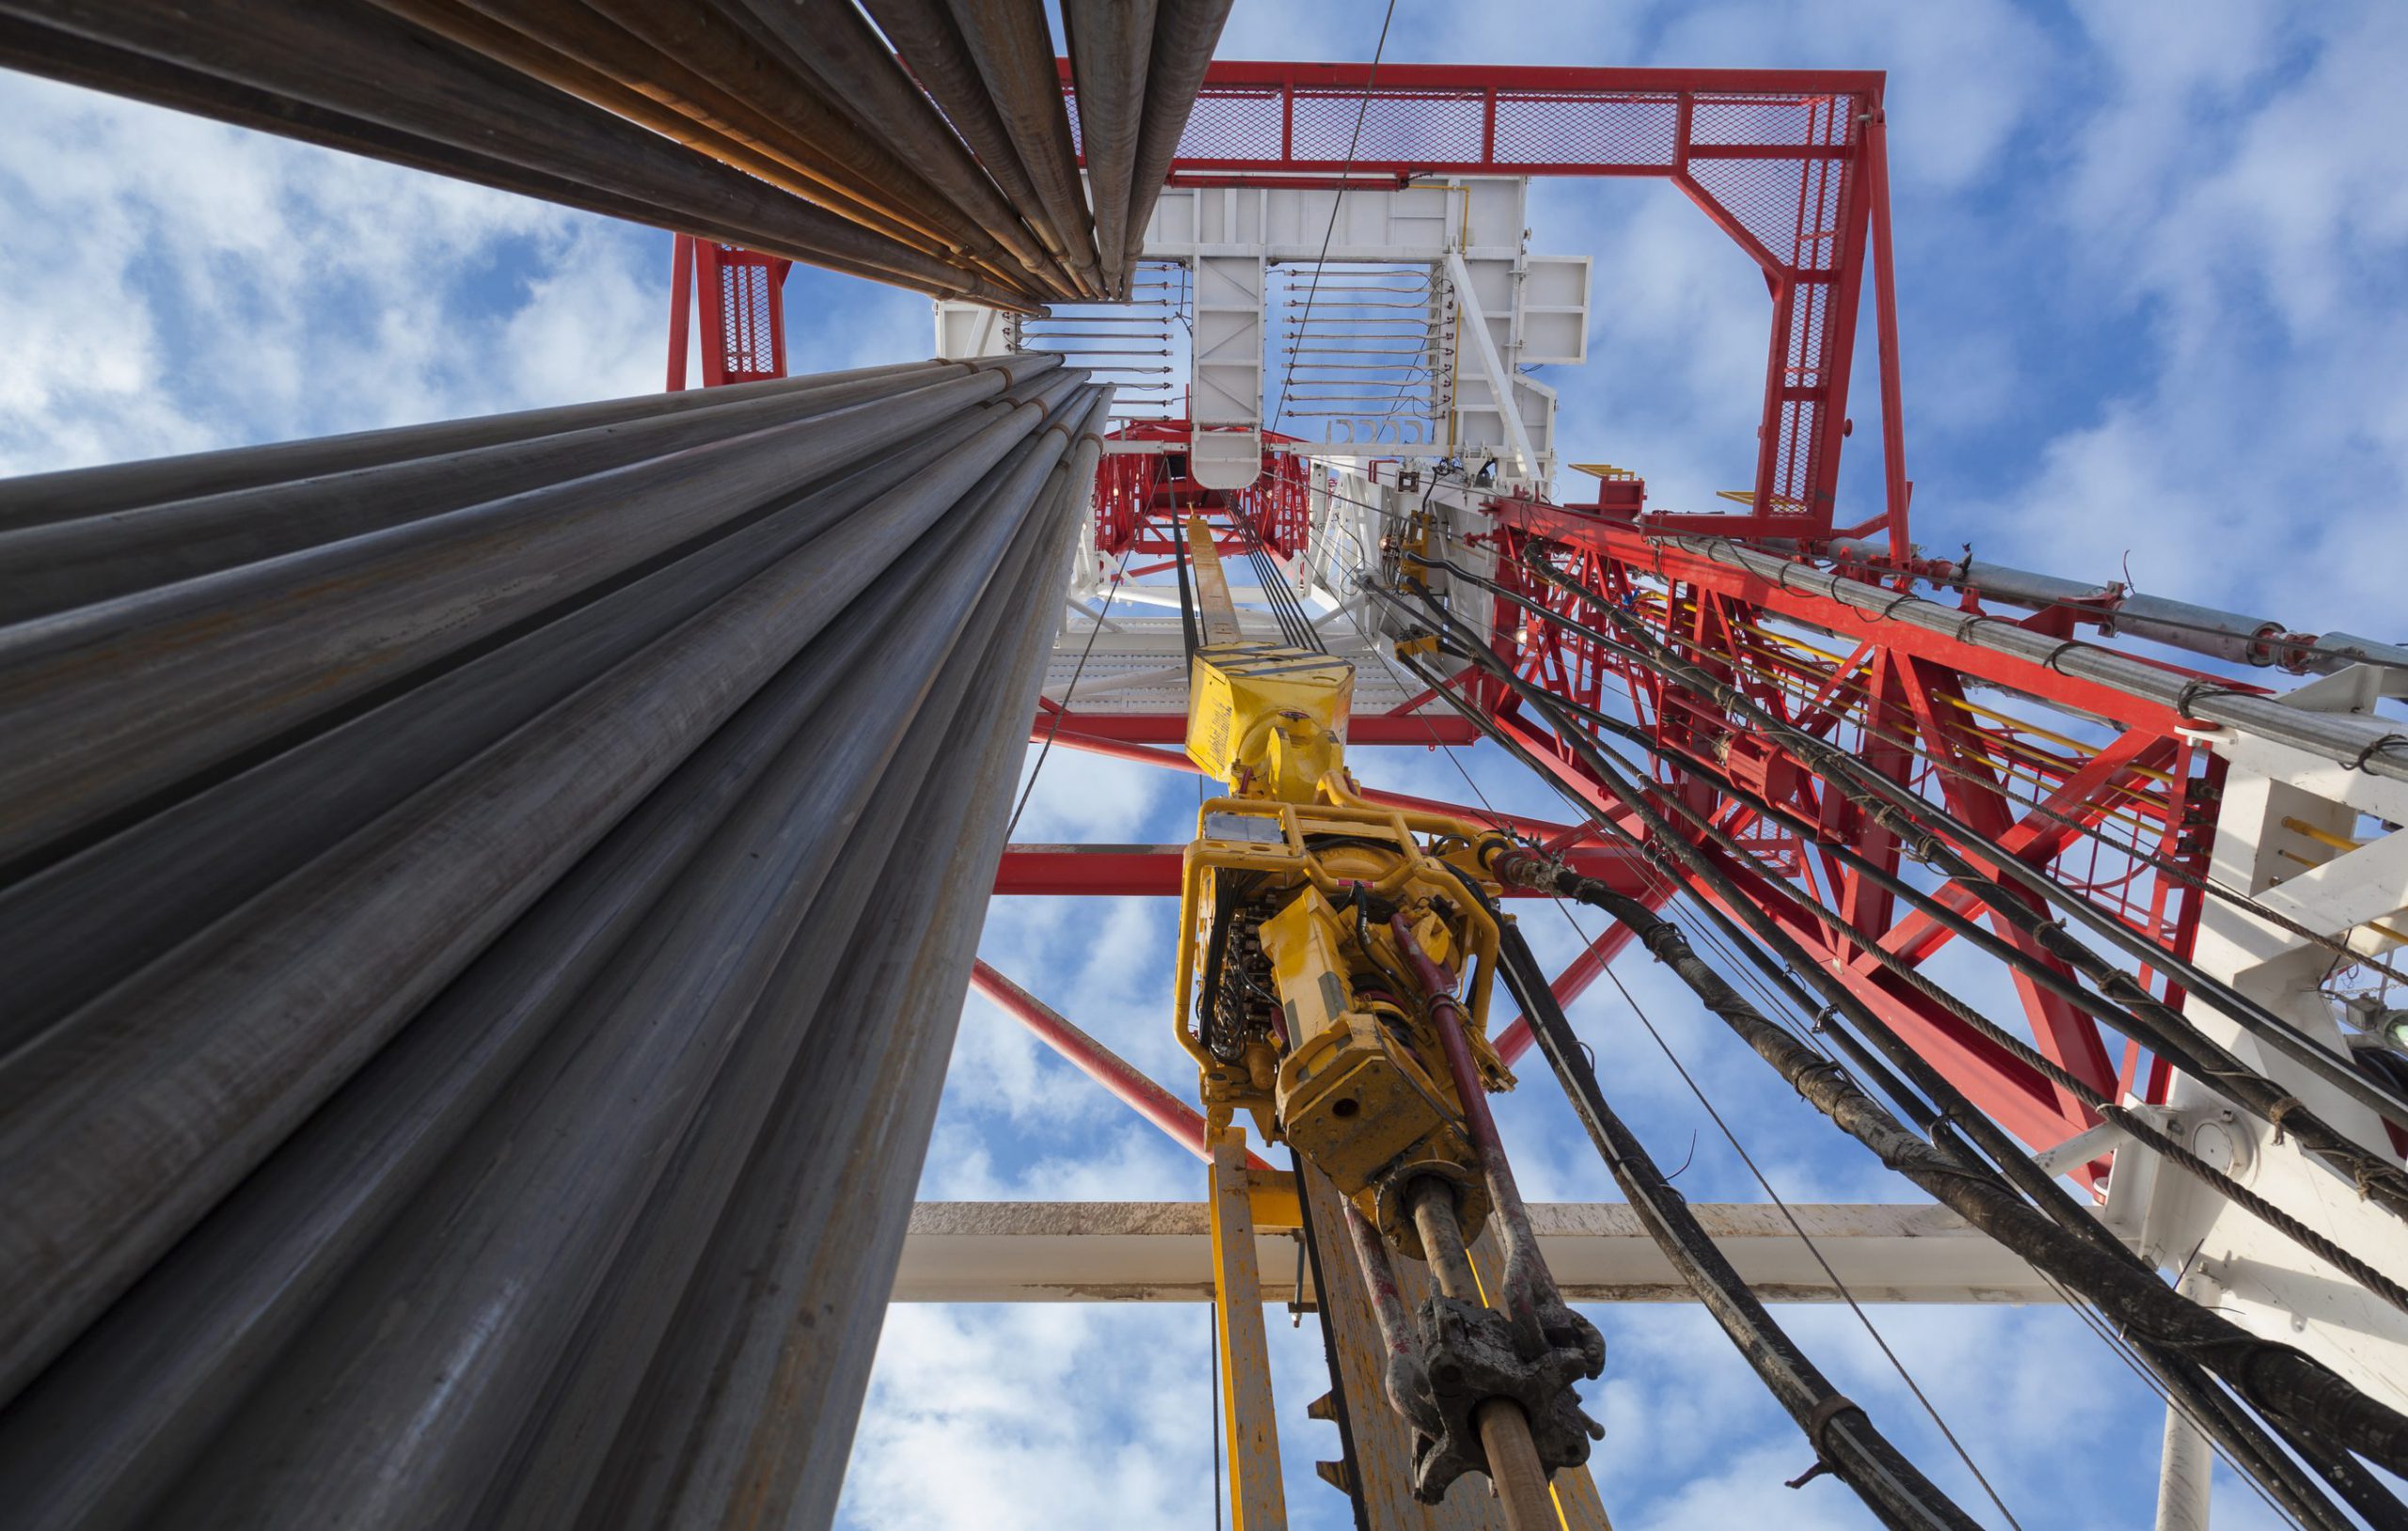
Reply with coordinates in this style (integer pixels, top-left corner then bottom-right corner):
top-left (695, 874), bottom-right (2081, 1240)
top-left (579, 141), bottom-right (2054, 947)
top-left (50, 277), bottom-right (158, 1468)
top-left (4, 0), bottom-right (2404, 1525)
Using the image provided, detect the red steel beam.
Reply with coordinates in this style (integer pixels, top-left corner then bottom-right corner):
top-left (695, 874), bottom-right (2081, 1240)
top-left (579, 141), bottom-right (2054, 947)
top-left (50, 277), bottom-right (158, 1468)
top-left (970, 960), bottom-right (1269, 1171)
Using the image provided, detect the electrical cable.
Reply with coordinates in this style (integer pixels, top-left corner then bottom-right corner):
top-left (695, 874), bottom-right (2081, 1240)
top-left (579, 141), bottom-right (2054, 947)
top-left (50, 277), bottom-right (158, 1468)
top-left (1367, 513), bottom-right (2408, 1173)
top-left (1308, 512), bottom-right (2370, 1525)
top-left (1361, 542), bottom-right (2408, 1311)
top-left (1513, 547), bottom-right (2408, 1133)
top-left (1559, 585), bottom-right (2408, 1187)
top-left (1307, 506), bottom-right (2353, 1525)
top-left (1324, 499), bottom-right (2040, 1524)
top-left (1472, 886), bottom-right (2004, 1531)
top-left (1396, 568), bottom-right (2408, 1261)
top-left (1394, 640), bottom-right (2367, 1531)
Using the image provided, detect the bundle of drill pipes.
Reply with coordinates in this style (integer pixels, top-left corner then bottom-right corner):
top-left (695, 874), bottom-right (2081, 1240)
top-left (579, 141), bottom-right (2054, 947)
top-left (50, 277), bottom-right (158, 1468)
top-left (0, 354), bottom-right (1113, 1530)
top-left (0, 0), bottom-right (1235, 308)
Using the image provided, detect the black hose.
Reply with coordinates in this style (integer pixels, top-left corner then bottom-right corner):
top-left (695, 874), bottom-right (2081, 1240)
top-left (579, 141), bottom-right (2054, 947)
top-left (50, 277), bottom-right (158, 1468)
top-left (1370, 582), bottom-right (2408, 1490)
top-left (1409, 645), bottom-right (2374, 1531)
top-left (1482, 900), bottom-right (1981, 1530)
top-left (1503, 547), bottom-right (2408, 1146)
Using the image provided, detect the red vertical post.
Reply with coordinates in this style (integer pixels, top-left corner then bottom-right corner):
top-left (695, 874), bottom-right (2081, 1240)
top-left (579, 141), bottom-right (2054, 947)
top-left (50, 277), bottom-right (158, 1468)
top-left (766, 259), bottom-right (791, 377)
top-left (665, 232), bottom-right (694, 393)
top-left (1749, 277), bottom-right (1796, 517)
top-left (1862, 99), bottom-right (1911, 560)
top-left (692, 240), bottom-right (731, 388)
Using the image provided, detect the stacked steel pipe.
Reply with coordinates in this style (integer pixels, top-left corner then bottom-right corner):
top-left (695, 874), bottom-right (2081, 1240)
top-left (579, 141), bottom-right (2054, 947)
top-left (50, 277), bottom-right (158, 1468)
top-left (0, 0), bottom-right (1234, 308)
top-left (0, 355), bottom-right (1110, 1530)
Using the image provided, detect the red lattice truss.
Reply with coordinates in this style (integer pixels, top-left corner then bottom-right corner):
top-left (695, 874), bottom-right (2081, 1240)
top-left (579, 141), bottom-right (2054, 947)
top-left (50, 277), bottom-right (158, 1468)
top-left (1025, 66), bottom-right (2234, 1171)
top-left (1465, 500), bottom-right (2227, 1162)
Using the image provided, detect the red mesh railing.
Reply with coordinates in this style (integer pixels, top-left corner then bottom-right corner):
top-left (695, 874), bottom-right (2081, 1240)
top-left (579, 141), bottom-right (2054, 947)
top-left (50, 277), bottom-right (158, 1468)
top-left (716, 260), bottom-right (781, 380)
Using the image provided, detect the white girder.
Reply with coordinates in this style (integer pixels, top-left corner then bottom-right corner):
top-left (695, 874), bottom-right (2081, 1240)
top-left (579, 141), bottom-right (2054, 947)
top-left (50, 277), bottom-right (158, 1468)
top-left (892, 1200), bottom-right (2057, 1304)
top-left (2105, 666), bottom-right (2408, 1420)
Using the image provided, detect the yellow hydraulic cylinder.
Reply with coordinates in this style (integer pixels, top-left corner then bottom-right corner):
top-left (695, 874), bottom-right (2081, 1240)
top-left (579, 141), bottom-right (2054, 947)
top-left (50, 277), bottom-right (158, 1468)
top-left (1258, 885), bottom-right (1478, 1237)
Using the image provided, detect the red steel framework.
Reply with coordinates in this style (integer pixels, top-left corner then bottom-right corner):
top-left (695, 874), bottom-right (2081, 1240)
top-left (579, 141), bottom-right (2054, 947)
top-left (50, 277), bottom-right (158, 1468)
top-left (1092, 418), bottom-right (1312, 560)
top-left (665, 233), bottom-right (792, 391)
top-left (669, 63), bottom-right (2219, 1170)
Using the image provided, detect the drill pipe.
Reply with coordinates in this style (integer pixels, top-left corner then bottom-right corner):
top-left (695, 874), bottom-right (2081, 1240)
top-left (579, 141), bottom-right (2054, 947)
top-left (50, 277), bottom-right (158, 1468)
top-left (587, 0), bottom-right (1039, 284)
top-left (1407, 1182), bottom-right (1559, 1531)
top-left (1062, 0), bottom-right (1158, 299)
top-left (944, 0), bottom-right (1104, 296)
top-left (862, 0), bottom-right (1086, 287)
top-left (0, 12), bottom-right (869, 284)
top-left (0, 369), bottom-right (1086, 1401)
top-left (1665, 534), bottom-right (2408, 786)
top-left (493, 432), bottom-right (1089, 1529)
top-left (730, 0), bottom-right (1069, 291)
top-left (437, 0), bottom-right (1030, 281)
top-left (162, 423), bottom-right (1071, 1527)
top-left (0, 0), bottom-right (1037, 307)
top-left (1120, 0), bottom-right (1235, 291)
top-left (0, 359), bottom-right (1017, 623)
top-left (1387, 913), bottom-right (1562, 1365)
top-left (0, 371), bottom-right (1105, 1529)
top-left (0, 373), bottom-right (1063, 1044)
top-left (365, 0), bottom-right (973, 266)
top-left (0, 356), bottom-right (1062, 870)
top-left (0, 447), bottom-right (1003, 1527)
top-left (579, 407), bottom-right (1101, 1531)
top-left (0, 358), bottom-right (935, 529)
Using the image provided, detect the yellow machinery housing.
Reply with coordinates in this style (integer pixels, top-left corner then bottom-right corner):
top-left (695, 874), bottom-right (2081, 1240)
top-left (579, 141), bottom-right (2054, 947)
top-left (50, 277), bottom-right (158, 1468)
top-left (1167, 517), bottom-right (1513, 1248)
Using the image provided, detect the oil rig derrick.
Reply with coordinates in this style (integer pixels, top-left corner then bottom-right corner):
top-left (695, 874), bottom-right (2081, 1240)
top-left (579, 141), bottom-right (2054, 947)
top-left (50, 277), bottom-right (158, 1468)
top-left (0, 8), bottom-right (2404, 1529)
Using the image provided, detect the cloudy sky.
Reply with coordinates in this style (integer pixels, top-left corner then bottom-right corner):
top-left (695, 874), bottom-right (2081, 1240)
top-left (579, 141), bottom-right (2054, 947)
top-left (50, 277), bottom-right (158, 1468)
top-left (4, 0), bottom-right (2403, 1525)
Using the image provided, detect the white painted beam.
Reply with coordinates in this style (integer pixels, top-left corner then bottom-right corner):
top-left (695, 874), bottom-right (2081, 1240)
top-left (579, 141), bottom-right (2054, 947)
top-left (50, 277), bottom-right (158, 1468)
top-left (892, 1201), bottom-right (2060, 1304)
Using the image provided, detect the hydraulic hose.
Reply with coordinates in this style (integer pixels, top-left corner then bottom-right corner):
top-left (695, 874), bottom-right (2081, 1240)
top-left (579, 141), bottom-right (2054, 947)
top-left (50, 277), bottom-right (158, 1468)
top-left (1481, 898), bottom-right (1981, 1530)
top-left (1511, 547), bottom-right (2408, 1147)
top-left (1362, 581), bottom-right (2408, 1479)
top-left (1397, 642), bottom-right (2381, 1529)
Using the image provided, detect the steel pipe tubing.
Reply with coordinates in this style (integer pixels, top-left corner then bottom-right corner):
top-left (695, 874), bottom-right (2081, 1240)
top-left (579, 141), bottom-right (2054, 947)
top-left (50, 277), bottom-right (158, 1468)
top-left (945, 0), bottom-right (1104, 296)
top-left (0, 355), bottom-right (1062, 869)
top-left (0, 360), bottom-right (936, 530)
top-left (2, 0), bottom-right (1234, 308)
top-left (863, 0), bottom-right (1090, 288)
top-left (0, 0), bottom-right (1038, 308)
top-left (0, 358), bottom-right (1023, 623)
top-left (1120, 0), bottom-right (1234, 292)
top-left (1063, 0), bottom-right (1157, 298)
top-left (0, 366), bottom-right (1110, 1529)
top-left (0, 367), bottom-right (1063, 1044)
